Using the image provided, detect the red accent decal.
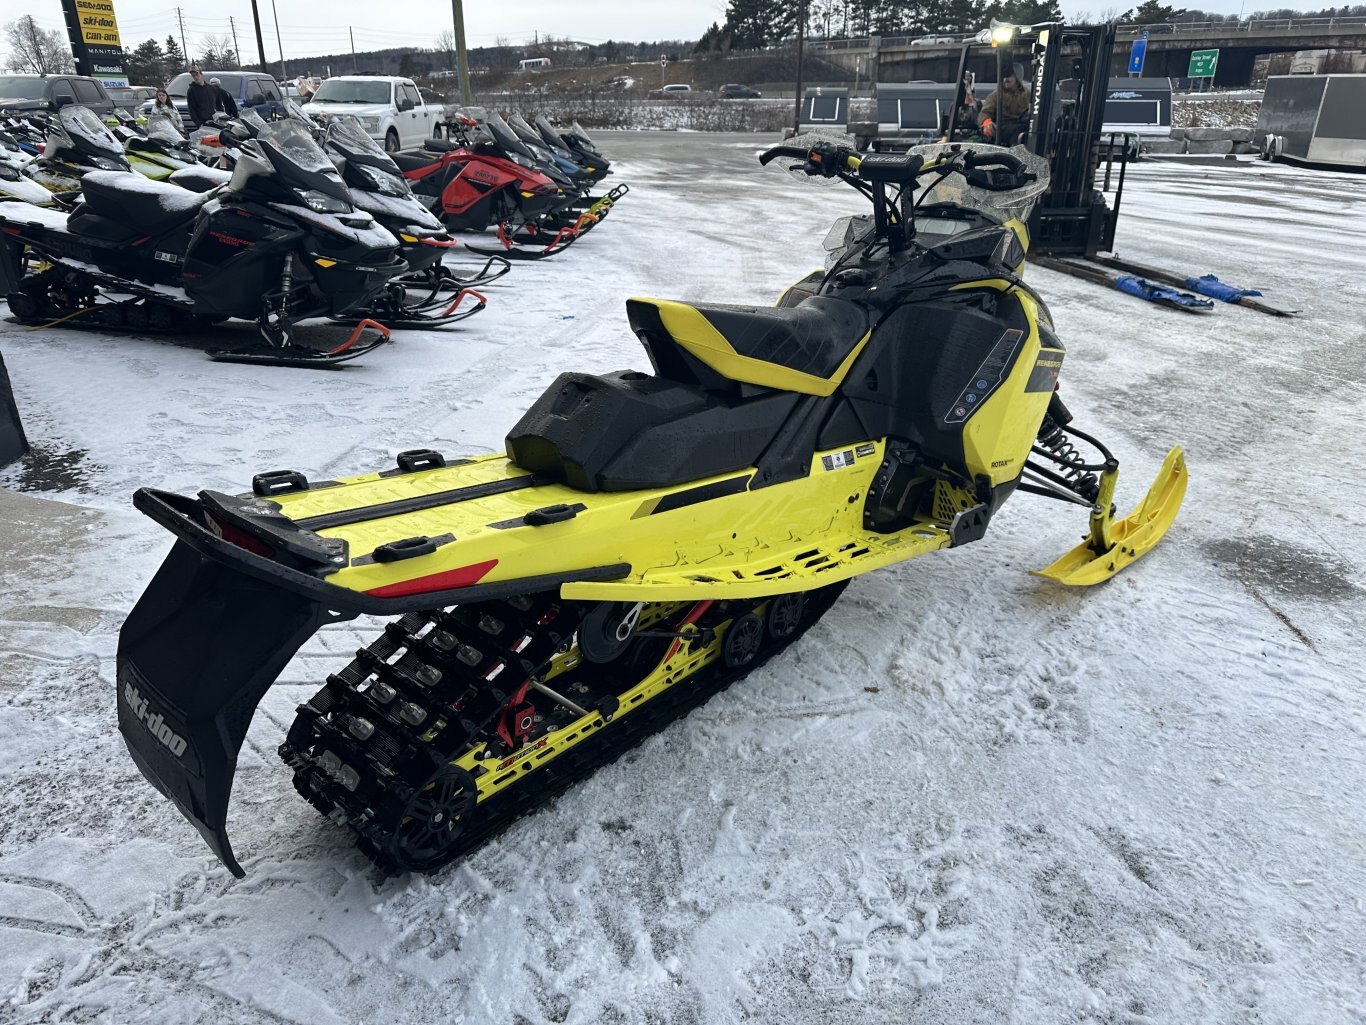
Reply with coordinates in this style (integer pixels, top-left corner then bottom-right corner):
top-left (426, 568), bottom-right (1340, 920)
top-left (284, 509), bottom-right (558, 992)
top-left (364, 559), bottom-right (498, 598)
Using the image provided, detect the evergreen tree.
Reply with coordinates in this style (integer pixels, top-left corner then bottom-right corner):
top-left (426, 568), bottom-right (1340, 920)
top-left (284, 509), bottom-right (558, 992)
top-left (986, 0), bottom-right (1064, 24)
top-left (124, 38), bottom-right (167, 84)
top-left (164, 34), bottom-right (186, 72)
top-left (721, 0), bottom-right (800, 49)
top-left (1125, 0), bottom-right (1187, 22)
top-left (693, 21), bottom-right (729, 53)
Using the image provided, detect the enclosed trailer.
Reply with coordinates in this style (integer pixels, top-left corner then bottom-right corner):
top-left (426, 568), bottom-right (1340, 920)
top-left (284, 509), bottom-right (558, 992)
top-left (798, 87), bottom-right (849, 133)
top-left (1101, 77), bottom-right (1172, 137)
top-left (873, 81), bottom-right (995, 141)
top-left (1257, 74), bottom-right (1366, 168)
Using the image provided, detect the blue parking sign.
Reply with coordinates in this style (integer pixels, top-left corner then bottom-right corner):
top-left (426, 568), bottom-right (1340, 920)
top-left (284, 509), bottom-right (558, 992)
top-left (1128, 38), bottom-right (1147, 75)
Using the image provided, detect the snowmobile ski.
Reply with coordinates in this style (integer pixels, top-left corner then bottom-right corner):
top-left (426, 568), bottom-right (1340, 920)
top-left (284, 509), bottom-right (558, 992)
top-left (1093, 254), bottom-right (1298, 316)
top-left (207, 320), bottom-right (392, 368)
top-left (464, 222), bottom-right (580, 260)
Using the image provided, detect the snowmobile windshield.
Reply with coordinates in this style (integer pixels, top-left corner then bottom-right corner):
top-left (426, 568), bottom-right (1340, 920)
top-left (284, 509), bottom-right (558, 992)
top-left (907, 143), bottom-right (1050, 225)
top-left (239, 109), bottom-right (270, 136)
top-left (569, 121), bottom-right (600, 152)
top-left (259, 120), bottom-right (336, 175)
top-left (282, 98), bottom-right (319, 131)
top-left (145, 118), bottom-right (186, 146)
top-left (327, 117), bottom-right (389, 162)
top-left (58, 105), bottom-right (124, 160)
top-left (470, 108), bottom-right (537, 161)
top-left (533, 115), bottom-right (567, 151)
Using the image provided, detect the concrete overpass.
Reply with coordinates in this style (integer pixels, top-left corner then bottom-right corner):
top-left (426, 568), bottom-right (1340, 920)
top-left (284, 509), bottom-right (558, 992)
top-left (819, 17), bottom-right (1366, 87)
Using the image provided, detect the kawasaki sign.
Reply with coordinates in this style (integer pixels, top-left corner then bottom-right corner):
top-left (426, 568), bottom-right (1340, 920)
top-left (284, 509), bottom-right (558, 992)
top-left (59, 0), bottom-right (129, 88)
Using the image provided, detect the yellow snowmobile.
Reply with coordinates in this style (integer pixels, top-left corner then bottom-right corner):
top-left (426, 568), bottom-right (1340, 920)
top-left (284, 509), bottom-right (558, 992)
top-left (118, 140), bottom-right (1187, 877)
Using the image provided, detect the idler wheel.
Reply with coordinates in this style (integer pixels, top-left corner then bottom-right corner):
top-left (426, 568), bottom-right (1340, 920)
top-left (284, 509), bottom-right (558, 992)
top-left (384, 763), bottom-right (478, 872)
top-left (723, 612), bottom-right (764, 669)
top-left (766, 593), bottom-right (805, 642)
top-left (578, 601), bottom-right (643, 664)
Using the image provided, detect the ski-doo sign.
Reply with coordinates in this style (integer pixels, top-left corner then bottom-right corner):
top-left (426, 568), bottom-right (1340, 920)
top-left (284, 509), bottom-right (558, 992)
top-left (59, 0), bottom-right (130, 88)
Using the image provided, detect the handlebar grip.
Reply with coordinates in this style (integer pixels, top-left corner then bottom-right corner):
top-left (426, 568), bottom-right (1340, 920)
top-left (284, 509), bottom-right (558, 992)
top-left (963, 150), bottom-right (1025, 172)
top-left (758, 145), bottom-right (816, 166)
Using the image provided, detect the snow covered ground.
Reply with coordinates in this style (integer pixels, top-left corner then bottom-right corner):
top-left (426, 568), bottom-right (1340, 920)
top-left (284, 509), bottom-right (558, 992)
top-left (2, 134), bottom-right (1364, 1024)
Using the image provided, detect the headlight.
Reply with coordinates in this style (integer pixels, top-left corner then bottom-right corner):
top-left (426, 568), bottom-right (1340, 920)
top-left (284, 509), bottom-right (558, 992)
top-left (295, 188), bottom-right (350, 213)
top-left (357, 163), bottom-right (409, 196)
top-left (358, 117), bottom-right (380, 131)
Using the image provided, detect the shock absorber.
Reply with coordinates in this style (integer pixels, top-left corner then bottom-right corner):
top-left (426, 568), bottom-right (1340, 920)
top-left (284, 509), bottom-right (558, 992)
top-left (1034, 418), bottom-right (1100, 503)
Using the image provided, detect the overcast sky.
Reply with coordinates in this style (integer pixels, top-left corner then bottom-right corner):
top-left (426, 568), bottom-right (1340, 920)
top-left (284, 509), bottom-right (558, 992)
top-left (21, 0), bottom-right (1330, 67)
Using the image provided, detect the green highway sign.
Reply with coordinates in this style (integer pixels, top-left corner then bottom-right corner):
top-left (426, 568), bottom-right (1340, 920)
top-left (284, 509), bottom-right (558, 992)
top-left (1188, 49), bottom-right (1220, 78)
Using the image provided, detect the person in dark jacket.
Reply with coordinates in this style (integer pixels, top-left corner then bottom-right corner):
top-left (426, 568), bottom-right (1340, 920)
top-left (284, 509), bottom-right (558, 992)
top-left (185, 68), bottom-right (218, 126)
top-left (978, 62), bottom-right (1031, 145)
top-left (209, 77), bottom-right (239, 117)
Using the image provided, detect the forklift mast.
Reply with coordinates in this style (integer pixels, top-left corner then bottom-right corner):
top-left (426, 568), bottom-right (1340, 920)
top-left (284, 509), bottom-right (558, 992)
top-left (949, 23), bottom-right (1127, 257)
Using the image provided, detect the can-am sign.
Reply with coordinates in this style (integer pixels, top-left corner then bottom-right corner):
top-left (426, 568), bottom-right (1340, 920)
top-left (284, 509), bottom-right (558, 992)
top-left (60, 0), bottom-right (130, 88)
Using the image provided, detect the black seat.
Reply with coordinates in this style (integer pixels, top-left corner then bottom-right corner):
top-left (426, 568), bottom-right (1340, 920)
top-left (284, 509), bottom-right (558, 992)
top-left (80, 171), bottom-right (210, 236)
top-left (390, 151), bottom-right (439, 172)
top-left (627, 296), bottom-right (870, 396)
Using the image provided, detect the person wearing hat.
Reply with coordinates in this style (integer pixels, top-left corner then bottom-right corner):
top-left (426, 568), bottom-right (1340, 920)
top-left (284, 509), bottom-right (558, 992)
top-left (185, 67), bottom-right (218, 127)
top-left (978, 62), bottom-right (1031, 146)
top-left (209, 77), bottom-right (239, 118)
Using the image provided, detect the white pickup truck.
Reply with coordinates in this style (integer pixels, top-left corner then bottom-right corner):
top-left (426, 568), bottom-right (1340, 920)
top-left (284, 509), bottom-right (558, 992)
top-left (304, 76), bottom-right (437, 152)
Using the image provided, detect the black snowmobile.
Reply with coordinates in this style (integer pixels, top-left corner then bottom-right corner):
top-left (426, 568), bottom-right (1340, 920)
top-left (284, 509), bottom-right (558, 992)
top-left (0, 118), bottom-right (406, 366)
top-left (20, 105), bottom-right (130, 196)
top-left (116, 140), bottom-right (1186, 877)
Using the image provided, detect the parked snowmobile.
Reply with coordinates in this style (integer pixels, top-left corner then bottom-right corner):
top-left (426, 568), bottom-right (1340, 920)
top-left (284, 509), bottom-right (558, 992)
top-left (23, 105), bottom-right (130, 193)
top-left (532, 116), bottom-right (611, 184)
top-left (394, 124), bottom-right (576, 258)
top-left (316, 114), bottom-right (498, 327)
top-left (119, 116), bottom-right (202, 181)
top-left (0, 118), bottom-right (404, 366)
top-left (0, 129), bottom-right (51, 205)
top-left (117, 139), bottom-right (1186, 877)
top-left (505, 112), bottom-right (628, 234)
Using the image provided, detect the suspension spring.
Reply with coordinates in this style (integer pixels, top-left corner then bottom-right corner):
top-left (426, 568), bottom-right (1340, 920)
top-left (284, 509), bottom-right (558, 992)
top-left (1033, 418), bottom-right (1100, 503)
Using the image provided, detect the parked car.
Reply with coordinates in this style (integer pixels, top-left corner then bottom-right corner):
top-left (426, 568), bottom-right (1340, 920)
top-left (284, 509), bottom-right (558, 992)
top-left (718, 83), bottom-right (762, 99)
top-left (419, 87), bottom-right (458, 135)
top-left (0, 74), bottom-right (116, 117)
top-left (647, 83), bottom-right (693, 100)
top-left (306, 75), bottom-right (437, 152)
top-left (910, 35), bottom-right (957, 46)
top-left (108, 85), bottom-right (158, 113)
top-left (139, 70), bottom-right (285, 130)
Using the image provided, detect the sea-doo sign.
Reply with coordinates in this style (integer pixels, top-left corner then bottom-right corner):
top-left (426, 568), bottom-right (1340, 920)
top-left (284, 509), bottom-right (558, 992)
top-left (59, 0), bottom-right (130, 88)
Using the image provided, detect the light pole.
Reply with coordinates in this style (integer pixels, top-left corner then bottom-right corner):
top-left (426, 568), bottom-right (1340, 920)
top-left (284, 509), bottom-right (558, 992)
top-left (270, 0), bottom-right (287, 80)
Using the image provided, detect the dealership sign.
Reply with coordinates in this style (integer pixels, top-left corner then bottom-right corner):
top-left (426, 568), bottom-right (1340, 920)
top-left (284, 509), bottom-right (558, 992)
top-left (60, 0), bottom-right (130, 88)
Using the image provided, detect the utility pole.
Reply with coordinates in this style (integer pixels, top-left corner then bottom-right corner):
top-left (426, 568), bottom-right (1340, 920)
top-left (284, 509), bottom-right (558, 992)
top-left (793, 0), bottom-right (808, 135)
top-left (452, 0), bottom-right (473, 105)
top-left (350, 27), bottom-right (357, 73)
top-left (229, 16), bottom-right (241, 68)
top-left (247, 0), bottom-right (270, 73)
top-left (175, 8), bottom-right (188, 67)
top-left (269, 0), bottom-right (287, 79)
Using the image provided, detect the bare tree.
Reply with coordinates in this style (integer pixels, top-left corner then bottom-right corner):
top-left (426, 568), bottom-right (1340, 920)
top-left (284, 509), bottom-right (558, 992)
top-left (5, 15), bottom-right (76, 74)
top-left (435, 29), bottom-right (455, 70)
top-left (198, 33), bottom-right (239, 69)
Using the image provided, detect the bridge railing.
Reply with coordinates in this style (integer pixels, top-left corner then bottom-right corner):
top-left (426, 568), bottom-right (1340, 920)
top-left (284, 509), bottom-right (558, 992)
top-left (814, 16), bottom-right (1366, 52)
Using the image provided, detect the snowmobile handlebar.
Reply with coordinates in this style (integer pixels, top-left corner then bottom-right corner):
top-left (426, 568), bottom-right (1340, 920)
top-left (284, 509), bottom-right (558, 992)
top-left (760, 141), bottom-right (1032, 192)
